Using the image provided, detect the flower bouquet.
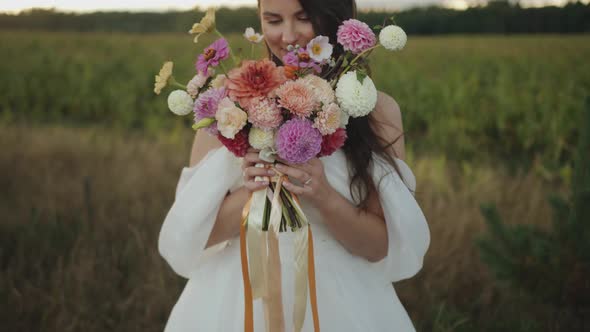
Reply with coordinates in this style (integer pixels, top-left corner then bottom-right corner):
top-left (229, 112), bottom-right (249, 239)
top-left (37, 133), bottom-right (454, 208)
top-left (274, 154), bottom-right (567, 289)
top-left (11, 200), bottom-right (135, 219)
top-left (154, 8), bottom-right (407, 332)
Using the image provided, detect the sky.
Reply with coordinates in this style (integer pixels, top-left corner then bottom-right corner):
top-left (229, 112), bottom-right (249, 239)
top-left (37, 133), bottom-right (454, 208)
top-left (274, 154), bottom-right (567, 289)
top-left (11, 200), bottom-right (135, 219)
top-left (0, 0), bottom-right (582, 13)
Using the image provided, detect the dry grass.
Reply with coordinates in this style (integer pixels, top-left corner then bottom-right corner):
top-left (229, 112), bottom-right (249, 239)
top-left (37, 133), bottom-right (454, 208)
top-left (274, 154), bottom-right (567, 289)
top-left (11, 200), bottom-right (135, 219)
top-left (0, 124), bottom-right (559, 331)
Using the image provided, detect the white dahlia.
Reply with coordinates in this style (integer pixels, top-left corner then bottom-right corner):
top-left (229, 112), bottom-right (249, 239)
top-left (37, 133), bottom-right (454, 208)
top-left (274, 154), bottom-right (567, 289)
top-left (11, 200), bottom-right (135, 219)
top-left (167, 90), bottom-right (194, 116)
top-left (379, 25), bottom-right (407, 51)
top-left (335, 71), bottom-right (378, 118)
top-left (248, 127), bottom-right (275, 150)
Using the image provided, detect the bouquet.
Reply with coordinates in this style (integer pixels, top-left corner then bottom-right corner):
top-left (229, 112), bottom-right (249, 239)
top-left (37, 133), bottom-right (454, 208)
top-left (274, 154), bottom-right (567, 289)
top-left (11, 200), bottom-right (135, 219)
top-left (154, 8), bottom-right (407, 331)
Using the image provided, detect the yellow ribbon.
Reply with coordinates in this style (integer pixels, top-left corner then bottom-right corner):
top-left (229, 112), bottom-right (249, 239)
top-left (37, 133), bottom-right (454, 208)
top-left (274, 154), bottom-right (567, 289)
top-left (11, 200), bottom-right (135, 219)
top-left (239, 171), bottom-right (320, 332)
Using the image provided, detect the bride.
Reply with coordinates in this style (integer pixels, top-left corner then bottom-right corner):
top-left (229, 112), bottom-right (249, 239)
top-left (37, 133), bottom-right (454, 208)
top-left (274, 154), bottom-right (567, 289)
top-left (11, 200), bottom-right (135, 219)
top-left (158, 0), bottom-right (430, 330)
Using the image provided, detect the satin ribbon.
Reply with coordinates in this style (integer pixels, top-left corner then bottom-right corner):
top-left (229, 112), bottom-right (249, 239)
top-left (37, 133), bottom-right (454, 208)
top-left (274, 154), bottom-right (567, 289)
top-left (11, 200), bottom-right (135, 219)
top-left (239, 170), bottom-right (320, 332)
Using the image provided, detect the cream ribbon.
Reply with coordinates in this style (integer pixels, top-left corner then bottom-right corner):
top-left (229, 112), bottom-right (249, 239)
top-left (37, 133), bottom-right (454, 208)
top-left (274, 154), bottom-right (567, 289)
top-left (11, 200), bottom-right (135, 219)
top-left (240, 165), bottom-right (320, 332)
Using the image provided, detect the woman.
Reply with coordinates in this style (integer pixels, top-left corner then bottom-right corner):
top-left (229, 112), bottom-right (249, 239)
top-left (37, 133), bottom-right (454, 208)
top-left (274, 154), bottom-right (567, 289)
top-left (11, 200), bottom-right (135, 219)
top-left (158, 0), bottom-right (430, 330)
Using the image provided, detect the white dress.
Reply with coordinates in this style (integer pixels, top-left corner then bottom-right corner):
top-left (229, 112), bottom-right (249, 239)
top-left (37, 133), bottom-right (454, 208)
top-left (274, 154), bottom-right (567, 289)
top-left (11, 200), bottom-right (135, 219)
top-left (158, 147), bottom-right (430, 332)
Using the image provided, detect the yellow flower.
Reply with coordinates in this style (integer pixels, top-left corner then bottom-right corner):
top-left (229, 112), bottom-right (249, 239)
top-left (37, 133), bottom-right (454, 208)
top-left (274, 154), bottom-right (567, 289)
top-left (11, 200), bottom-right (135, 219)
top-left (188, 8), bottom-right (216, 43)
top-left (154, 61), bottom-right (174, 95)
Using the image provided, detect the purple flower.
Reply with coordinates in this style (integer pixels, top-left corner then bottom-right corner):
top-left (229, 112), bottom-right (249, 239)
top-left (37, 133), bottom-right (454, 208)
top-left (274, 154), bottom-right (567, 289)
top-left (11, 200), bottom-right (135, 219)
top-left (276, 118), bottom-right (322, 164)
top-left (193, 87), bottom-right (227, 135)
top-left (196, 38), bottom-right (230, 75)
top-left (281, 49), bottom-right (322, 74)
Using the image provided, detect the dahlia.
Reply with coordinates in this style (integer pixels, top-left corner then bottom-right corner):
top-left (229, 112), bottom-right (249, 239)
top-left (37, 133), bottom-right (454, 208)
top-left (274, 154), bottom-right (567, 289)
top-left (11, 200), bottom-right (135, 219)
top-left (247, 97), bottom-right (283, 130)
top-left (275, 118), bottom-right (322, 164)
top-left (217, 127), bottom-right (250, 158)
top-left (225, 59), bottom-right (286, 108)
top-left (336, 19), bottom-right (376, 54)
top-left (275, 79), bottom-right (319, 118)
top-left (313, 103), bottom-right (341, 135)
top-left (318, 128), bottom-right (347, 157)
top-left (335, 71), bottom-right (378, 118)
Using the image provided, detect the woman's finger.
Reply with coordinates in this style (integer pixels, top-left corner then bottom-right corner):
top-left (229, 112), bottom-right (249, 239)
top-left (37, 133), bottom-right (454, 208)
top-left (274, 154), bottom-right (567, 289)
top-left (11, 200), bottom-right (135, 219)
top-left (275, 163), bottom-right (310, 183)
top-left (283, 180), bottom-right (312, 195)
top-left (244, 166), bottom-right (274, 179)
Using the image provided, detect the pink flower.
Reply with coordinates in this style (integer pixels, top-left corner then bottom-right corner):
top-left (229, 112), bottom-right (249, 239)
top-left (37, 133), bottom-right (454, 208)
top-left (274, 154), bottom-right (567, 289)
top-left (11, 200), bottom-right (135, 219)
top-left (247, 97), bottom-right (283, 130)
top-left (275, 79), bottom-right (319, 118)
top-left (276, 118), bottom-right (322, 164)
top-left (225, 59), bottom-right (286, 109)
top-left (193, 87), bottom-right (227, 135)
top-left (215, 97), bottom-right (248, 139)
top-left (196, 38), bottom-right (230, 75)
top-left (313, 103), bottom-right (341, 135)
top-left (336, 19), bottom-right (376, 54)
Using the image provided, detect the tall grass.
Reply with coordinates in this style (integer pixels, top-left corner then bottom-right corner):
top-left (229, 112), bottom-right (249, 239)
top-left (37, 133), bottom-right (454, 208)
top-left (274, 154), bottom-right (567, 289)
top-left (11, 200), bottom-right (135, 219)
top-left (0, 125), bottom-right (562, 331)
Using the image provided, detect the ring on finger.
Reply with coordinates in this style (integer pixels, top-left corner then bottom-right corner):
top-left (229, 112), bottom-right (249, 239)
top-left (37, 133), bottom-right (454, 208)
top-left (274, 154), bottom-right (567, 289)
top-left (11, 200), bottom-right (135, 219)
top-left (304, 177), bottom-right (312, 185)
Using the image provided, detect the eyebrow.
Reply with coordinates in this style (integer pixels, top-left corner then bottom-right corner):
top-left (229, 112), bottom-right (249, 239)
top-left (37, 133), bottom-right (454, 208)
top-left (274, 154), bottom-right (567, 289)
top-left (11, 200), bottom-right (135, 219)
top-left (262, 10), bottom-right (307, 17)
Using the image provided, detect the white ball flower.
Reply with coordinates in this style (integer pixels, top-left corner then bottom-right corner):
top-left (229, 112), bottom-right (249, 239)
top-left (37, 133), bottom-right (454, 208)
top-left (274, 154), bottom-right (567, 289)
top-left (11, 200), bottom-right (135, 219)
top-left (167, 90), bottom-right (194, 116)
top-left (249, 127), bottom-right (275, 150)
top-left (379, 25), bottom-right (407, 51)
top-left (335, 71), bottom-right (378, 118)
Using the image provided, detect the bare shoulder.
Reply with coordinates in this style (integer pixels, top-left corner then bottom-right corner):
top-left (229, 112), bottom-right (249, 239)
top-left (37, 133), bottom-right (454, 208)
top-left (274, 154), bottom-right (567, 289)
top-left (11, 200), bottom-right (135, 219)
top-left (370, 91), bottom-right (405, 159)
top-left (372, 91), bottom-right (402, 127)
top-left (189, 129), bottom-right (223, 167)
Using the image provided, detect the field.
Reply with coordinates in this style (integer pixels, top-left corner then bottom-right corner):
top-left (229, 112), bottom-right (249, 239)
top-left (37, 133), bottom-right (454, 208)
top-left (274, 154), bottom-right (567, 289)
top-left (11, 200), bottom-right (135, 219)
top-left (1, 31), bottom-right (588, 331)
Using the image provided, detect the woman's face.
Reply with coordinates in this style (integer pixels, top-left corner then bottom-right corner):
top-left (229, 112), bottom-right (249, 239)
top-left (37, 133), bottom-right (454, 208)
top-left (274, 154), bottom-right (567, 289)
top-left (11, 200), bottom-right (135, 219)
top-left (259, 0), bottom-right (316, 61)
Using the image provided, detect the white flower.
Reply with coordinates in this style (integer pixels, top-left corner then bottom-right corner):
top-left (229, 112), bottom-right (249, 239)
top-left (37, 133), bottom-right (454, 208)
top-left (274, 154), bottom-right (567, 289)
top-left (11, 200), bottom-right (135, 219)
top-left (167, 90), bottom-right (194, 116)
top-left (335, 71), bottom-right (378, 118)
top-left (379, 25), bottom-right (407, 51)
top-left (210, 74), bottom-right (227, 89)
top-left (301, 75), bottom-right (335, 106)
top-left (244, 27), bottom-right (264, 43)
top-left (249, 127), bottom-right (275, 150)
top-left (306, 35), bottom-right (333, 62)
top-left (340, 111), bottom-right (350, 128)
top-left (186, 72), bottom-right (209, 98)
top-left (259, 148), bottom-right (277, 163)
top-left (215, 97), bottom-right (247, 139)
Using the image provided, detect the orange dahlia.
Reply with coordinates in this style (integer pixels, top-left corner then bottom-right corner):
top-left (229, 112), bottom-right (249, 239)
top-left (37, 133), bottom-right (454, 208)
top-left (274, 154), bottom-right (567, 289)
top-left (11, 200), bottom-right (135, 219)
top-left (225, 59), bottom-right (286, 109)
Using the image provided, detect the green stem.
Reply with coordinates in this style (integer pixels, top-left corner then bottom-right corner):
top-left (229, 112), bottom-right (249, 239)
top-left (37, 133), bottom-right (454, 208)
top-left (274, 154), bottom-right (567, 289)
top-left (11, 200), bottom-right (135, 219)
top-left (170, 77), bottom-right (187, 90)
top-left (337, 45), bottom-right (381, 80)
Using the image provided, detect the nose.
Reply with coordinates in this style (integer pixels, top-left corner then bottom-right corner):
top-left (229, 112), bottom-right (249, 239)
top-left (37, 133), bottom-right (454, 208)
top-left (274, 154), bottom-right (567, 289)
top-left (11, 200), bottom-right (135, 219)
top-left (281, 22), bottom-right (298, 47)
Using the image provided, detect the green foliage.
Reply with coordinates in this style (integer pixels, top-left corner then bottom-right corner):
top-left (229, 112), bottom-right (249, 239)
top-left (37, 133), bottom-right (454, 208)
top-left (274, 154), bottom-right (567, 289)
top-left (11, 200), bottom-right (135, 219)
top-left (477, 97), bottom-right (590, 328)
top-left (1, 32), bottom-right (588, 171)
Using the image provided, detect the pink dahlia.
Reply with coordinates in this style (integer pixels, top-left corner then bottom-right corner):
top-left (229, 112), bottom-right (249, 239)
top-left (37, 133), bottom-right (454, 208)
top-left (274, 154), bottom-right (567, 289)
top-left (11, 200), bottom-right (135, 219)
top-left (194, 87), bottom-right (227, 135)
top-left (318, 127), bottom-right (347, 157)
top-left (275, 80), bottom-right (319, 118)
top-left (247, 97), bottom-right (283, 130)
top-left (313, 103), bottom-right (341, 135)
top-left (217, 127), bottom-right (251, 157)
top-left (276, 118), bottom-right (322, 164)
top-left (336, 19), bottom-right (376, 54)
top-left (225, 59), bottom-right (286, 109)
top-left (196, 38), bottom-right (230, 75)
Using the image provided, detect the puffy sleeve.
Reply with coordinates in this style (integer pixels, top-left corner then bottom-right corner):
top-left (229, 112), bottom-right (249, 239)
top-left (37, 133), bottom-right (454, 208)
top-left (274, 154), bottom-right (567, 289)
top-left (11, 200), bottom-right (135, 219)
top-left (158, 147), bottom-right (243, 279)
top-left (367, 156), bottom-right (430, 284)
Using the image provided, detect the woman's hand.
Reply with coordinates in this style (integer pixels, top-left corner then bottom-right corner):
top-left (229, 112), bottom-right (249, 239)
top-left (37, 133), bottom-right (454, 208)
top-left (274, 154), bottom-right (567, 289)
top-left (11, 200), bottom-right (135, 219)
top-left (241, 148), bottom-right (274, 193)
top-left (275, 158), bottom-right (336, 207)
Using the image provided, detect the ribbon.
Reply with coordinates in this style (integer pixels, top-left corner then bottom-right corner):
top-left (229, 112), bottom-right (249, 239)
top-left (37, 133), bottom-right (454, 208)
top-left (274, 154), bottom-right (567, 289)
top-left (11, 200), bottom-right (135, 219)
top-left (239, 169), bottom-right (320, 332)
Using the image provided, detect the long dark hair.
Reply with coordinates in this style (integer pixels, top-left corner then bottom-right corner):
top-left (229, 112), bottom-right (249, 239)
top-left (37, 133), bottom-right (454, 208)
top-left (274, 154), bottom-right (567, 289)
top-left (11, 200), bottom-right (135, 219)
top-left (259, 0), bottom-right (406, 209)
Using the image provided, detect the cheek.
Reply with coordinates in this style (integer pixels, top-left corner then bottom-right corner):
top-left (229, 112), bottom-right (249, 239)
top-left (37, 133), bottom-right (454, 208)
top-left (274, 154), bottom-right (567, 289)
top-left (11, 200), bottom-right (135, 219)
top-left (262, 26), bottom-right (282, 49)
top-left (299, 23), bottom-right (316, 45)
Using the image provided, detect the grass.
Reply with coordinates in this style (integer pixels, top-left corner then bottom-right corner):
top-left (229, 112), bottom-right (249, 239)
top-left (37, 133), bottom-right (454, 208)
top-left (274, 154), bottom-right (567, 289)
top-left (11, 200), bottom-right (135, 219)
top-left (0, 124), bottom-right (563, 331)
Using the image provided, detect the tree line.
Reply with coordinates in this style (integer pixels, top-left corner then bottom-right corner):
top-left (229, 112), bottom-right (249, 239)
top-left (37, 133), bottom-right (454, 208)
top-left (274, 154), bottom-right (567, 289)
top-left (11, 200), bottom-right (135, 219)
top-left (0, 1), bottom-right (589, 34)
